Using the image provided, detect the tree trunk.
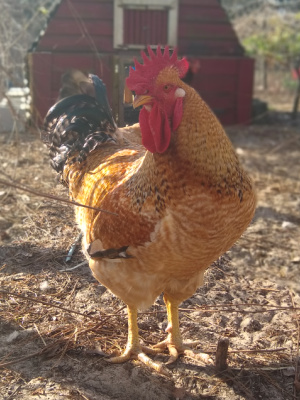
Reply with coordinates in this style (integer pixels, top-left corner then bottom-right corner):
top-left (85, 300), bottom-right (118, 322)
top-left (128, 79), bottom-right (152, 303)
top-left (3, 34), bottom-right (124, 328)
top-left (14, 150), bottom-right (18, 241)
top-left (262, 56), bottom-right (268, 90)
top-left (292, 62), bottom-right (300, 120)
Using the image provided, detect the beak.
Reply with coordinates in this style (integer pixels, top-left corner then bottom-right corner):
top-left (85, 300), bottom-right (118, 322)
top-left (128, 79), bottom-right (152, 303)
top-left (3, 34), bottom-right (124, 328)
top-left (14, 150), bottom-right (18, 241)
top-left (133, 95), bottom-right (153, 109)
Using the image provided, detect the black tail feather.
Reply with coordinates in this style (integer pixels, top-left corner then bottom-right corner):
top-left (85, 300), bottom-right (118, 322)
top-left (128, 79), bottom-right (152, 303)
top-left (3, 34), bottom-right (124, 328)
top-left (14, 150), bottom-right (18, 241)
top-left (42, 75), bottom-right (117, 175)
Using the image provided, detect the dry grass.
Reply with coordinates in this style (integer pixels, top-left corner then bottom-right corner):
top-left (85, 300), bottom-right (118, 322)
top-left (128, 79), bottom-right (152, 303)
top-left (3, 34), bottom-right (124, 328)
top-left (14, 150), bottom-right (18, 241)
top-left (0, 130), bottom-right (300, 399)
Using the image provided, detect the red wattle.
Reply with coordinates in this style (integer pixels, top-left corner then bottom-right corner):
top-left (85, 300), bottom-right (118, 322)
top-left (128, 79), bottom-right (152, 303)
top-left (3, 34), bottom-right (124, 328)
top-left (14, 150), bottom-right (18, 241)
top-left (139, 105), bottom-right (171, 153)
top-left (139, 107), bottom-right (156, 153)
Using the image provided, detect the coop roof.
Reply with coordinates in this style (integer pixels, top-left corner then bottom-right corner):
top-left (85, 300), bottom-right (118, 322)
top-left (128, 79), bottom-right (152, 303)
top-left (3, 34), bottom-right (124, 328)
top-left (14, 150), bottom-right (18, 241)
top-left (29, 0), bottom-right (244, 57)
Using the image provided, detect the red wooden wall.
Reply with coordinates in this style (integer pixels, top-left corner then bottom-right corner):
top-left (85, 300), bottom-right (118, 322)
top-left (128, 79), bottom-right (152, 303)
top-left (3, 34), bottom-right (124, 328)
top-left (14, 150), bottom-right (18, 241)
top-left (192, 57), bottom-right (254, 125)
top-left (28, 0), bottom-right (253, 126)
top-left (36, 0), bottom-right (114, 52)
top-left (178, 0), bottom-right (243, 56)
top-left (35, 0), bottom-right (243, 57)
top-left (28, 52), bottom-right (113, 124)
top-left (124, 9), bottom-right (168, 46)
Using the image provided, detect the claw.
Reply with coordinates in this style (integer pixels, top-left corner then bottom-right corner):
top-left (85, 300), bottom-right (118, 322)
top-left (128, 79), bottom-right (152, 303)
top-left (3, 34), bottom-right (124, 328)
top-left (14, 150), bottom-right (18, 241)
top-left (140, 345), bottom-right (165, 355)
top-left (165, 345), bottom-right (180, 364)
top-left (106, 350), bottom-right (132, 364)
top-left (107, 348), bottom-right (170, 376)
top-left (153, 339), bottom-right (168, 349)
top-left (151, 337), bottom-right (213, 366)
top-left (184, 349), bottom-right (214, 365)
top-left (137, 352), bottom-right (171, 376)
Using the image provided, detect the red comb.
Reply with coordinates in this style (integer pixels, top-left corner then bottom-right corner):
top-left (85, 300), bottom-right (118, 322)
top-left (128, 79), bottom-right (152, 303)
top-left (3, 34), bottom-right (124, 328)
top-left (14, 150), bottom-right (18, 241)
top-left (126, 45), bottom-right (189, 92)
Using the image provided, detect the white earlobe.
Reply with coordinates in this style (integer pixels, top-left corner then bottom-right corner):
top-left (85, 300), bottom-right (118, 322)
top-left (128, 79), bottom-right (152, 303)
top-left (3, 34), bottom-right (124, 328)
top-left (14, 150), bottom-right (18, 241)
top-left (175, 88), bottom-right (186, 98)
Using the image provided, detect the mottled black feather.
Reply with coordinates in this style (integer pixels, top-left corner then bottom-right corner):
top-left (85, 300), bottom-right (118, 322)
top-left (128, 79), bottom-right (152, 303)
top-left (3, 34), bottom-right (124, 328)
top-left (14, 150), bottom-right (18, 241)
top-left (41, 76), bottom-right (117, 176)
top-left (90, 74), bottom-right (116, 128)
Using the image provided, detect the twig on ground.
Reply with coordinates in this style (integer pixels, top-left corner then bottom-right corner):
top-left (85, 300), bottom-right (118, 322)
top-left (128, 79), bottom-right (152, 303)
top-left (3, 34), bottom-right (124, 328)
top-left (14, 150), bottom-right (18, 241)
top-left (59, 260), bottom-right (88, 272)
top-left (0, 289), bottom-right (96, 320)
top-left (66, 232), bottom-right (83, 262)
top-left (289, 291), bottom-right (300, 396)
top-left (215, 337), bottom-right (229, 372)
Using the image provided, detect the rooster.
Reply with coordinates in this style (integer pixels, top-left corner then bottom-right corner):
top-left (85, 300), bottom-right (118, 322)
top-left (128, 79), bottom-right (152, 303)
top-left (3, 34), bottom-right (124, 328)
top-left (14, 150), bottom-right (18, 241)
top-left (42, 46), bottom-right (256, 374)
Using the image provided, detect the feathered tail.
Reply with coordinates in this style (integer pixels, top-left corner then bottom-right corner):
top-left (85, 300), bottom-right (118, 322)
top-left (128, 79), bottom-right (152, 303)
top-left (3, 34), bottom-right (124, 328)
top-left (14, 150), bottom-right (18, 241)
top-left (41, 75), bottom-right (117, 175)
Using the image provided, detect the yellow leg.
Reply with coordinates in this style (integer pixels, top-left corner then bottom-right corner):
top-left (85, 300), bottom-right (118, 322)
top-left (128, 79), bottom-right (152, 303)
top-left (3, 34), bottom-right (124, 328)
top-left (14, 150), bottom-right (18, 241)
top-left (153, 294), bottom-right (213, 365)
top-left (107, 305), bottom-right (170, 375)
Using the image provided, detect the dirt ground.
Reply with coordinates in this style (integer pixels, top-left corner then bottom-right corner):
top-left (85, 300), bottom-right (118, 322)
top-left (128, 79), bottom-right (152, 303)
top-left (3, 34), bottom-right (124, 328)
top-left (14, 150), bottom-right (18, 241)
top-left (0, 114), bottom-right (300, 399)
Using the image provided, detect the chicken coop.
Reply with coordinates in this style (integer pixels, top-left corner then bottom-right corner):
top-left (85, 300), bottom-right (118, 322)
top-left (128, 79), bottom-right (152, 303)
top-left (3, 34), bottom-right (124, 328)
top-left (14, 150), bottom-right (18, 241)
top-left (28, 0), bottom-right (254, 126)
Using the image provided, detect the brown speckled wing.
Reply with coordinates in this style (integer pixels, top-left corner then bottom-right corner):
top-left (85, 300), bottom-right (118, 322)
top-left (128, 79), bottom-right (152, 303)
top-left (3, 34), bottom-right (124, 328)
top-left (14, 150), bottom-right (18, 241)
top-left (65, 143), bottom-right (161, 254)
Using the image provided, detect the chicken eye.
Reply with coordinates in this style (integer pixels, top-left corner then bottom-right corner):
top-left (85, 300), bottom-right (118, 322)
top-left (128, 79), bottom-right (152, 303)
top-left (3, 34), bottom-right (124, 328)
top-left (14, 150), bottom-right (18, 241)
top-left (163, 84), bottom-right (172, 93)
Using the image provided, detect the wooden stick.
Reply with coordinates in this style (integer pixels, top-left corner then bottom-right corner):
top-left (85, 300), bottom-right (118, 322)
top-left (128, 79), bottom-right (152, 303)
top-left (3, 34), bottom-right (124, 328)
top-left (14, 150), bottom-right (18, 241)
top-left (215, 337), bottom-right (229, 372)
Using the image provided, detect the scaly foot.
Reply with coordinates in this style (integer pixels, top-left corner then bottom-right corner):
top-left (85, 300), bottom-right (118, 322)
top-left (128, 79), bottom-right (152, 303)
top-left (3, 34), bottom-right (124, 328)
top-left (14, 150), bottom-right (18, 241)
top-left (106, 306), bottom-right (170, 375)
top-left (158, 294), bottom-right (214, 365)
